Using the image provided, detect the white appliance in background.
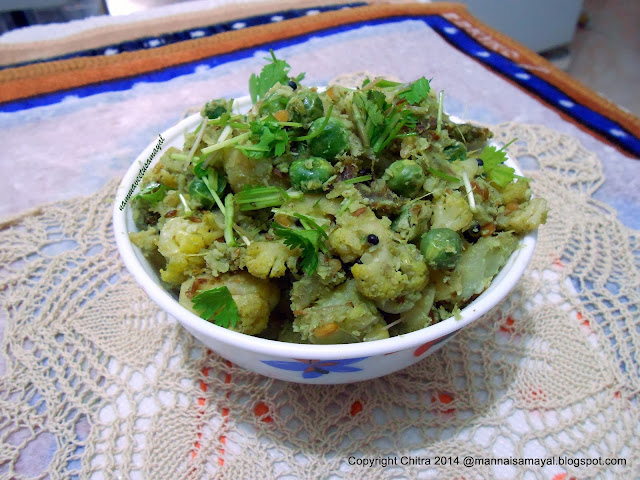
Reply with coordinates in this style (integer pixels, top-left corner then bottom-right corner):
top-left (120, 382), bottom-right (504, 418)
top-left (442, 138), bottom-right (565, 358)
top-left (433, 0), bottom-right (584, 54)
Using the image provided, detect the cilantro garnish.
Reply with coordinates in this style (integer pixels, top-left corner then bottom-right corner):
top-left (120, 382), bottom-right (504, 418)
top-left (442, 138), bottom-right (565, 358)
top-left (427, 167), bottom-right (459, 183)
top-left (361, 77), bottom-right (401, 89)
top-left (133, 182), bottom-right (167, 204)
top-left (236, 116), bottom-right (290, 159)
top-left (249, 50), bottom-right (292, 104)
top-left (398, 77), bottom-right (431, 105)
top-left (235, 186), bottom-right (290, 211)
top-left (343, 174), bottom-right (372, 185)
top-left (191, 286), bottom-right (239, 328)
top-left (480, 138), bottom-right (527, 188)
top-left (352, 90), bottom-right (417, 155)
top-left (272, 214), bottom-right (328, 275)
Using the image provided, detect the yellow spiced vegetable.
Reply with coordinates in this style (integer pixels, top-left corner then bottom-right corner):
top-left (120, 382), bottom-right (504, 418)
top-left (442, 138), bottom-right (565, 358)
top-left (129, 51), bottom-right (547, 342)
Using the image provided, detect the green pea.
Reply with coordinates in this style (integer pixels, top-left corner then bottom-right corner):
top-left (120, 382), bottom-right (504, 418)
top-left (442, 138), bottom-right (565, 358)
top-left (289, 157), bottom-right (335, 192)
top-left (286, 91), bottom-right (324, 125)
top-left (308, 117), bottom-right (349, 162)
top-left (202, 99), bottom-right (228, 119)
top-left (259, 93), bottom-right (289, 116)
top-left (384, 160), bottom-right (425, 196)
top-left (420, 228), bottom-right (462, 269)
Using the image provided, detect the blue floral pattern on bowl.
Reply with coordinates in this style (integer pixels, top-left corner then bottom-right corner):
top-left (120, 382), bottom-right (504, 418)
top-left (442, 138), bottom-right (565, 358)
top-left (261, 357), bottom-right (369, 379)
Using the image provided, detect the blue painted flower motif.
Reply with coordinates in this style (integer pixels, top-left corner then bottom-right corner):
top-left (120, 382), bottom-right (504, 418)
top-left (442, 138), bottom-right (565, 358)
top-left (261, 357), bottom-right (369, 379)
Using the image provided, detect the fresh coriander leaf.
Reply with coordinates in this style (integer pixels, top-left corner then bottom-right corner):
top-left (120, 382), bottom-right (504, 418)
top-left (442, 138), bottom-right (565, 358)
top-left (487, 164), bottom-right (516, 188)
top-left (249, 50), bottom-right (291, 104)
top-left (398, 77), bottom-right (431, 105)
top-left (352, 91), bottom-right (385, 149)
top-left (371, 107), bottom-right (408, 154)
top-left (236, 116), bottom-right (290, 159)
top-left (272, 223), bottom-right (326, 275)
top-left (133, 182), bottom-right (167, 204)
top-left (480, 145), bottom-right (508, 171)
top-left (353, 89), bottom-right (415, 154)
top-left (480, 138), bottom-right (521, 188)
top-left (191, 286), bottom-right (239, 328)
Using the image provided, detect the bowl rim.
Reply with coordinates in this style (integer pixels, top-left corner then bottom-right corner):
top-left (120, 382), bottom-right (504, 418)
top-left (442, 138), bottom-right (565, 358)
top-left (113, 104), bottom-right (536, 360)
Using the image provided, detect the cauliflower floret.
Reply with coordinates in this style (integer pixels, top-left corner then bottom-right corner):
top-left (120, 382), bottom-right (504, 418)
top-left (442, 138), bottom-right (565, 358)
top-left (431, 190), bottom-right (473, 232)
top-left (179, 272), bottom-right (280, 335)
top-left (292, 279), bottom-right (388, 342)
top-left (204, 242), bottom-right (246, 277)
top-left (129, 227), bottom-right (159, 255)
top-left (497, 198), bottom-right (548, 233)
top-left (351, 241), bottom-right (428, 301)
top-left (328, 208), bottom-right (392, 263)
top-left (315, 254), bottom-right (346, 286)
top-left (157, 214), bottom-right (223, 285)
top-left (245, 241), bottom-right (299, 279)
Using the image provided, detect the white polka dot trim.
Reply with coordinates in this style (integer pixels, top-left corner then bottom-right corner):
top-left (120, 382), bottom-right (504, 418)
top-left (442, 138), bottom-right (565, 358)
top-left (147, 39), bottom-right (161, 48)
top-left (515, 72), bottom-right (531, 80)
top-left (232, 22), bottom-right (246, 29)
top-left (190, 30), bottom-right (205, 38)
top-left (443, 27), bottom-right (458, 35)
top-left (306, 9), bottom-right (320, 15)
top-left (104, 48), bottom-right (118, 55)
top-left (476, 51), bottom-right (490, 58)
top-left (558, 99), bottom-right (575, 108)
top-left (609, 128), bottom-right (627, 138)
top-left (270, 15), bottom-right (284, 22)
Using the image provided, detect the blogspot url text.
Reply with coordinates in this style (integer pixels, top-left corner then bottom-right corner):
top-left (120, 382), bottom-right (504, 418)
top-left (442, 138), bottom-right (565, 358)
top-left (347, 455), bottom-right (627, 468)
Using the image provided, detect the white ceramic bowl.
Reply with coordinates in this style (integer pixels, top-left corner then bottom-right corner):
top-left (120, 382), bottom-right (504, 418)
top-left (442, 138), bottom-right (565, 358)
top-left (113, 100), bottom-right (536, 384)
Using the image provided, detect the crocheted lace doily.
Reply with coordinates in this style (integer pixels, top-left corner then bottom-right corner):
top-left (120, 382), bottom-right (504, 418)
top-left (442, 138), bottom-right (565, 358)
top-left (1, 122), bottom-right (638, 479)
